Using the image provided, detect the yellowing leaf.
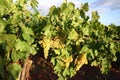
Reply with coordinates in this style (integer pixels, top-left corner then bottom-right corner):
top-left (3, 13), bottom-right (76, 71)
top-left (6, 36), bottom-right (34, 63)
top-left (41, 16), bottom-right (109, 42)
top-left (63, 56), bottom-right (73, 67)
top-left (51, 36), bottom-right (65, 48)
top-left (75, 53), bottom-right (88, 71)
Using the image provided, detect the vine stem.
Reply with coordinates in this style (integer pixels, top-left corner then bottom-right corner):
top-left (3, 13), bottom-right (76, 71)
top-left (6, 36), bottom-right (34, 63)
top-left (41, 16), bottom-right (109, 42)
top-left (17, 58), bottom-right (32, 80)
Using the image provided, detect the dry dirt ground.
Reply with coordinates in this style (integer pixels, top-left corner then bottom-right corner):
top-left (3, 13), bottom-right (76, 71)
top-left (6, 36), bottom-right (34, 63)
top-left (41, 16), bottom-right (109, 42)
top-left (27, 53), bottom-right (120, 80)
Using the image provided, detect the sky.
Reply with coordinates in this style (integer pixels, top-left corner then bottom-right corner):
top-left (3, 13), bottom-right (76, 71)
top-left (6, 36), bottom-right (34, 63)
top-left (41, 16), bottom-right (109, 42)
top-left (37, 0), bottom-right (120, 26)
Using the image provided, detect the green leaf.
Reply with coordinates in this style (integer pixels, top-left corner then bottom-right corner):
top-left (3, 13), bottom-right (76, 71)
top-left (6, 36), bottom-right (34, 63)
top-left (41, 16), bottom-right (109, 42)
top-left (63, 67), bottom-right (70, 77)
top-left (0, 34), bottom-right (7, 43)
top-left (6, 35), bottom-right (16, 49)
top-left (30, 0), bottom-right (39, 13)
top-left (58, 76), bottom-right (66, 80)
top-left (110, 42), bottom-right (115, 49)
top-left (68, 29), bottom-right (78, 40)
top-left (100, 58), bottom-right (111, 74)
top-left (54, 49), bottom-right (61, 55)
top-left (0, 34), bottom-right (16, 52)
top-left (69, 67), bottom-right (76, 77)
top-left (29, 45), bottom-right (36, 55)
top-left (68, 2), bottom-right (75, 11)
top-left (110, 42), bottom-right (116, 55)
top-left (54, 63), bottom-right (62, 73)
top-left (0, 0), bottom-right (11, 14)
top-left (15, 39), bottom-right (36, 55)
top-left (82, 25), bottom-right (89, 36)
top-left (0, 19), bottom-right (6, 33)
top-left (89, 49), bottom-right (94, 59)
top-left (94, 50), bottom-right (98, 56)
top-left (91, 60), bottom-right (98, 66)
top-left (81, 3), bottom-right (89, 12)
top-left (22, 26), bottom-right (34, 36)
top-left (51, 57), bottom-right (56, 65)
top-left (80, 10), bottom-right (85, 18)
top-left (7, 63), bottom-right (22, 79)
top-left (74, 9), bottom-right (80, 19)
top-left (30, 0), bottom-right (38, 8)
top-left (11, 49), bottom-right (22, 61)
top-left (22, 33), bottom-right (34, 44)
top-left (80, 45), bottom-right (89, 53)
top-left (15, 39), bottom-right (28, 51)
top-left (60, 3), bottom-right (67, 11)
top-left (48, 6), bottom-right (56, 16)
top-left (61, 48), bottom-right (69, 56)
top-left (92, 11), bottom-right (100, 21)
top-left (42, 25), bottom-right (51, 37)
top-left (60, 3), bottom-right (68, 15)
top-left (12, 48), bottom-right (35, 62)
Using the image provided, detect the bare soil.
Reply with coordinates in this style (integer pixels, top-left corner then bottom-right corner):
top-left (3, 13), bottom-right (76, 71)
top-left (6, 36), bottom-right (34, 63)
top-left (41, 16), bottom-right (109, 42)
top-left (27, 53), bottom-right (120, 80)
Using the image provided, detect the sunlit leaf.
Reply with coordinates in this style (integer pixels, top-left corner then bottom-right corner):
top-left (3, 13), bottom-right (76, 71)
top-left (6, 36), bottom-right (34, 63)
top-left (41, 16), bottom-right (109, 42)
top-left (0, 19), bottom-right (6, 33)
top-left (81, 3), bottom-right (89, 12)
top-left (92, 11), bottom-right (100, 21)
top-left (75, 53), bottom-right (88, 71)
top-left (68, 29), bottom-right (78, 40)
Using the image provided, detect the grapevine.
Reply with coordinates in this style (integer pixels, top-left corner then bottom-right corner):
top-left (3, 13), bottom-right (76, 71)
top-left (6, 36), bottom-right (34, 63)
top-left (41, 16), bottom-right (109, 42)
top-left (0, 0), bottom-right (120, 80)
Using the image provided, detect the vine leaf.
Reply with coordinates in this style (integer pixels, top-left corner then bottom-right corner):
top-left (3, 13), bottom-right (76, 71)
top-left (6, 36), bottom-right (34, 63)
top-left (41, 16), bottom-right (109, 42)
top-left (81, 3), bottom-right (89, 12)
top-left (75, 53), bottom-right (88, 71)
top-left (0, 19), bottom-right (7, 33)
top-left (92, 11), bottom-right (100, 21)
top-left (7, 63), bottom-right (22, 79)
